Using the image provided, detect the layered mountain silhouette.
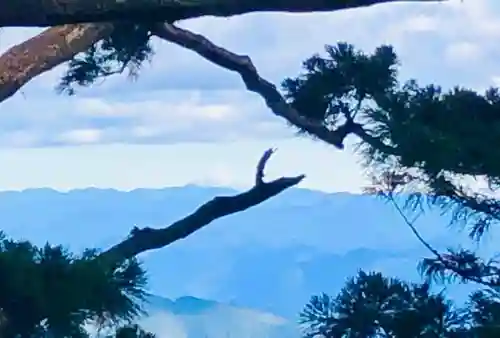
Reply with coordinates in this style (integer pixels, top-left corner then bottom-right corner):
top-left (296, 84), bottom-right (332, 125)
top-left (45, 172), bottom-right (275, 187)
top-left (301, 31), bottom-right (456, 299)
top-left (0, 186), bottom-right (488, 319)
top-left (137, 295), bottom-right (299, 338)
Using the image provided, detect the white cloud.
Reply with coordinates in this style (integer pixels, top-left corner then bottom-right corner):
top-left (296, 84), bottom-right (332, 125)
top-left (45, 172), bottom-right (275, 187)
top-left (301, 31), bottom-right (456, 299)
top-left (444, 41), bottom-right (483, 65)
top-left (58, 128), bottom-right (102, 144)
top-left (400, 14), bottom-right (439, 32)
top-left (75, 98), bottom-right (120, 117)
top-left (491, 76), bottom-right (500, 87)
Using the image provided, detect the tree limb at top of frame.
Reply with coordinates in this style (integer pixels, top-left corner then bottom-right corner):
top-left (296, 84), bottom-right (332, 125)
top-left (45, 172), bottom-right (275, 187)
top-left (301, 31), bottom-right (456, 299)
top-left (100, 148), bottom-right (305, 263)
top-left (1, 0), bottom-right (444, 27)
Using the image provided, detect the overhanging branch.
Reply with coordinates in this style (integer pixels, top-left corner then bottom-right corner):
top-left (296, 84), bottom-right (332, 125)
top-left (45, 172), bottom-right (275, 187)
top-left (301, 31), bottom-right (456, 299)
top-left (153, 22), bottom-right (398, 150)
top-left (100, 148), bottom-right (304, 262)
top-left (0, 0), bottom-right (444, 104)
top-left (0, 0), bottom-right (444, 27)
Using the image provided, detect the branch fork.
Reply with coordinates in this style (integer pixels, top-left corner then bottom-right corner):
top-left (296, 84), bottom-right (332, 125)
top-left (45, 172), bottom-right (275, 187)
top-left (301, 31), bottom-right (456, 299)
top-left (101, 148), bottom-right (304, 262)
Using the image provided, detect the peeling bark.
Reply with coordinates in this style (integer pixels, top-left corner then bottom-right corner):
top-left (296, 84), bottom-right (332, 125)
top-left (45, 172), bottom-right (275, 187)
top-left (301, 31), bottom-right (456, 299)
top-left (0, 0), bottom-right (443, 27)
top-left (0, 23), bottom-right (112, 102)
top-left (100, 148), bottom-right (305, 262)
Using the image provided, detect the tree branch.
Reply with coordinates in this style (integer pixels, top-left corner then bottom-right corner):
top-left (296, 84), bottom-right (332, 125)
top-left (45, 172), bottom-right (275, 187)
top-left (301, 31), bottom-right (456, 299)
top-left (0, 0), bottom-right (443, 27)
top-left (0, 23), bottom-right (113, 103)
top-left (153, 22), bottom-right (368, 149)
top-left (0, 0), bottom-right (443, 104)
top-left (386, 193), bottom-right (499, 287)
top-left (100, 148), bottom-right (305, 262)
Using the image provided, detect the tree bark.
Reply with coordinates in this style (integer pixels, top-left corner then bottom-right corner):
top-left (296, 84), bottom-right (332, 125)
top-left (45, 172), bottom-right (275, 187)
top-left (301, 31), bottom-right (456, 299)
top-left (100, 149), bottom-right (305, 262)
top-left (0, 0), bottom-right (443, 27)
top-left (0, 0), bottom-right (442, 103)
top-left (0, 23), bottom-right (113, 102)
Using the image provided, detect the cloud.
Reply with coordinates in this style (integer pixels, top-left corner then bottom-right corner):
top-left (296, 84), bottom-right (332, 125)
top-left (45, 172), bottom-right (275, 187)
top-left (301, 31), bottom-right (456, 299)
top-left (444, 41), bottom-right (483, 66)
top-left (0, 139), bottom-right (368, 192)
top-left (0, 0), bottom-right (498, 147)
top-left (0, 88), bottom-right (292, 147)
top-left (57, 128), bottom-right (103, 144)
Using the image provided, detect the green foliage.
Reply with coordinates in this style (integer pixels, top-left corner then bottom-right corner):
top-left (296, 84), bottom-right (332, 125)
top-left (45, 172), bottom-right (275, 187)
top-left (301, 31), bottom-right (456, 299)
top-left (282, 42), bottom-right (398, 126)
top-left (464, 290), bottom-right (500, 337)
top-left (299, 270), bottom-right (500, 337)
top-left (0, 231), bottom-right (149, 337)
top-left (57, 23), bottom-right (155, 95)
top-left (300, 270), bottom-right (459, 337)
top-left (282, 42), bottom-right (500, 288)
top-left (109, 324), bottom-right (157, 338)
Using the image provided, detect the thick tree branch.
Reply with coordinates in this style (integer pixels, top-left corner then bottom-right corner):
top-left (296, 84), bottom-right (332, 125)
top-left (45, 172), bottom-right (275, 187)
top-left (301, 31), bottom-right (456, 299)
top-left (0, 23), bottom-right (113, 103)
top-left (154, 22), bottom-right (393, 150)
top-left (100, 148), bottom-right (304, 262)
top-left (0, 0), bottom-right (442, 104)
top-left (0, 0), bottom-right (443, 27)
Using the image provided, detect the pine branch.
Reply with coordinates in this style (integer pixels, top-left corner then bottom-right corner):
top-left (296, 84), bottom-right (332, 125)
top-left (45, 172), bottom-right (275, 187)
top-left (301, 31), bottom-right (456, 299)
top-left (386, 193), bottom-right (500, 287)
top-left (100, 148), bottom-right (305, 262)
top-left (153, 22), bottom-right (370, 149)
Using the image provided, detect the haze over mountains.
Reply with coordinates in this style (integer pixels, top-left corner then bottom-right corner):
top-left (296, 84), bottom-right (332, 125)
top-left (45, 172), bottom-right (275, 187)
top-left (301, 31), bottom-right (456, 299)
top-left (0, 186), bottom-right (490, 321)
top-left (132, 295), bottom-right (300, 338)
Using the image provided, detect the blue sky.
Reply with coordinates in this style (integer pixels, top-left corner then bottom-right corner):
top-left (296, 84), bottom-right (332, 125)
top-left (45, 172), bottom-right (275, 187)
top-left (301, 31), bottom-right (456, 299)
top-left (0, 0), bottom-right (498, 192)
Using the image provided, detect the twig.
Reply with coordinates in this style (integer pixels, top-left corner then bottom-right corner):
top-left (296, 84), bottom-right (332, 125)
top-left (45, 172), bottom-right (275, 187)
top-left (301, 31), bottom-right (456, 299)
top-left (100, 148), bottom-right (305, 262)
top-left (386, 193), bottom-right (496, 287)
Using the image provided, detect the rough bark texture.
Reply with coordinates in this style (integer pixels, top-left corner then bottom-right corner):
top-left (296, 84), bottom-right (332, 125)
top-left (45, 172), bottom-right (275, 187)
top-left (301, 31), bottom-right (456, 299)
top-left (0, 23), bottom-right (113, 102)
top-left (100, 149), bottom-right (305, 262)
top-left (0, 0), bottom-right (442, 103)
top-left (0, 0), bottom-right (443, 27)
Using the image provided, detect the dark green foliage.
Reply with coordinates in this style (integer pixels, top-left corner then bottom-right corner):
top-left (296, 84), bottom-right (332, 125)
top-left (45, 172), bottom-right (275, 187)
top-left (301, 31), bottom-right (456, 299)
top-left (109, 324), bottom-right (157, 338)
top-left (281, 42), bottom-right (500, 288)
top-left (282, 42), bottom-right (398, 126)
top-left (463, 290), bottom-right (500, 337)
top-left (0, 231), bottom-right (149, 337)
top-left (299, 270), bottom-right (500, 338)
top-left (57, 23), bottom-right (155, 95)
top-left (300, 270), bottom-right (458, 338)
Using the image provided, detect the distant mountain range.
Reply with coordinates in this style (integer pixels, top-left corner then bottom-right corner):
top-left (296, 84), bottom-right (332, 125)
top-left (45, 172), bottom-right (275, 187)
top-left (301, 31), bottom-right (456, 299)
top-left (137, 295), bottom-right (299, 338)
top-left (0, 186), bottom-right (490, 320)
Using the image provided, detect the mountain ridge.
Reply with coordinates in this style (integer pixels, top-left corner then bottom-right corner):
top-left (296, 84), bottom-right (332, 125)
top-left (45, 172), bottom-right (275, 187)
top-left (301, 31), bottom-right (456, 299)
top-left (86, 294), bottom-right (299, 338)
top-left (0, 186), bottom-right (484, 318)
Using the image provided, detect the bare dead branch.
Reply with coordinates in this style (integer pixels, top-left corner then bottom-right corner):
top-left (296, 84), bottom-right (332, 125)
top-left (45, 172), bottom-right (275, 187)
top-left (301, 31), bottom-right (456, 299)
top-left (100, 148), bottom-right (305, 262)
top-left (0, 0), bottom-right (444, 27)
top-left (255, 147), bottom-right (275, 185)
top-left (153, 22), bottom-right (400, 151)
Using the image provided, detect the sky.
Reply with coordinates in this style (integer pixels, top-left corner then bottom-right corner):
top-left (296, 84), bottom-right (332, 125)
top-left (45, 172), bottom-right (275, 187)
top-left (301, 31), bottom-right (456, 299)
top-left (0, 0), bottom-right (498, 192)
